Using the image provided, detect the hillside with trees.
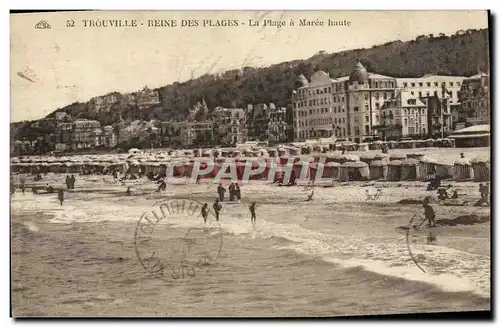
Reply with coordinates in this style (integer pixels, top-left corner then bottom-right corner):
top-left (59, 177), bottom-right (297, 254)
top-left (13, 28), bottom-right (489, 139)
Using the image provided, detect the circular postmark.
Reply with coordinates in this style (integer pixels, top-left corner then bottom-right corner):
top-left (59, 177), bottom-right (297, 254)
top-left (134, 198), bottom-right (223, 282)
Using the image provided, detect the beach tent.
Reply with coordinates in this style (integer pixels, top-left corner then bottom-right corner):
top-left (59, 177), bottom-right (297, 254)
top-left (373, 153), bottom-right (389, 163)
top-left (388, 141), bottom-right (397, 149)
top-left (421, 139), bottom-right (434, 148)
top-left (324, 162), bottom-right (341, 181)
top-left (418, 156), bottom-right (438, 181)
top-left (471, 157), bottom-right (490, 182)
top-left (369, 160), bottom-right (388, 180)
top-left (435, 164), bottom-right (454, 180)
top-left (359, 152), bottom-right (376, 166)
top-left (407, 153), bottom-right (425, 161)
top-left (339, 161), bottom-right (369, 182)
top-left (401, 158), bottom-right (420, 181)
top-left (387, 160), bottom-right (403, 181)
top-left (389, 153), bottom-right (406, 161)
top-left (357, 143), bottom-right (369, 152)
top-left (454, 158), bottom-right (473, 181)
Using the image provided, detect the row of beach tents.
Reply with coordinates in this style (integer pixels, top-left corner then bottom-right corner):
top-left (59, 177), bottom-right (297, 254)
top-left (10, 151), bottom-right (490, 183)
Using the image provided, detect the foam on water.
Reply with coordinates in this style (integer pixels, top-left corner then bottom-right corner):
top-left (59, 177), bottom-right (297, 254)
top-left (11, 192), bottom-right (489, 298)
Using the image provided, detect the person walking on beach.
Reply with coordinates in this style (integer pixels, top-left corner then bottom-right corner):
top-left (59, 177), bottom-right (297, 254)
top-left (156, 178), bottom-right (167, 192)
top-left (213, 199), bottom-right (222, 221)
top-left (217, 183), bottom-right (226, 202)
top-left (480, 183), bottom-right (490, 205)
top-left (65, 175), bottom-right (71, 190)
top-left (201, 203), bottom-right (209, 225)
top-left (70, 174), bottom-right (76, 190)
top-left (57, 189), bottom-right (64, 206)
top-left (20, 176), bottom-right (26, 194)
top-left (421, 197), bottom-right (436, 228)
top-left (249, 201), bottom-right (257, 225)
top-left (229, 183), bottom-right (235, 201)
top-left (235, 183), bottom-right (241, 201)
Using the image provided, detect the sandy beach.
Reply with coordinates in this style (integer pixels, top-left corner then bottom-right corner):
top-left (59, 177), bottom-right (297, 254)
top-left (10, 171), bottom-right (490, 317)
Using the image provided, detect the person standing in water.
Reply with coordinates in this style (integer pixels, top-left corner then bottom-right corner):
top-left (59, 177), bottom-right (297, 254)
top-left (57, 188), bottom-right (64, 206)
top-left (201, 203), bottom-right (209, 225)
top-left (422, 197), bottom-right (436, 227)
top-left (213, 199), bottom-right (222, 221)
top-left (249, 201), bottom-right (257, 225)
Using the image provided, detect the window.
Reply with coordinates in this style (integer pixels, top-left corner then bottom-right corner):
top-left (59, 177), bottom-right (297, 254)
top-left (426, 91), bottom-right (430, 96)
top-left (365, 115), bottom-right (369, 121)
top-left (404, 118), bottom-right (408, 125)
top-left (309, 109), bottom-right (312, 115)
top-left (411, 83), bottom-right (415, 87)
top-left (427, 82), bottom-right (431, 87)
top-left (418, 91), bottom-right (422, 97)
top-left (383, 93), bottom-right (387, 100)
top-left (354, 107), bottom-right (359, 112)
top-left (365, 125), bottom-right (369, 134)
top-left (450, 82), bottom-right (454, 87)
top-left (457, 82), bottom-right (461, 86)
top-left (324, 87), bottom-right (327, 93)
top-left (434, 82), bottom-right (438, 87)
top-left (343, 118), bottom-right (346, 123)
top-left (419, 82), bottom-right (423, 87)
top-left (316, 89), bottom-right (320, 95)
top-left (364, 104), bottom-right (369, 111)
top-left (375, 93), bottom-right (379, 100)
top-left (441, 82), bottom-right (446, 86)
top-left (375, 103), bottom-right (380, 109)
top-left (403, 82), bottom-right (408, 87)
top-left (328, 87), bottom-right (332, 93)
top-left (364, 93), bottom-right (369, 100)
top-left (410, 91), bottom-right (414, 95)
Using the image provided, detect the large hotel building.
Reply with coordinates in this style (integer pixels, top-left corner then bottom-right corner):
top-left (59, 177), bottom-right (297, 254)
top-left (291, 60), bottom-right (467, 142)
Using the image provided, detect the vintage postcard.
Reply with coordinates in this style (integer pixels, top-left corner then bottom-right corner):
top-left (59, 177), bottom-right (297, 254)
top-left (10, 10), bottom-right (491, 318)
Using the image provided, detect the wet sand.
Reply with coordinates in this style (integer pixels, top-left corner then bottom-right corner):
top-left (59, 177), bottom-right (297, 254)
top-left (11, 176), bottom-right (491, 317)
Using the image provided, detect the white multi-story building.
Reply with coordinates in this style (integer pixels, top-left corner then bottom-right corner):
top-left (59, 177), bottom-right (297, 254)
top-left (380, 91), bottom-right (428, 138)
top-left (396, 75), bottom-right (465, 106)
top-left (292, 60), bottom-right (467, 142)
top-left (292, 60), bottom-right (397, 142)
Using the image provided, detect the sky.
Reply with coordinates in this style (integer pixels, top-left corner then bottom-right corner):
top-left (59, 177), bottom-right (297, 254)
top-left (10, 10), bottom-right (489, 122)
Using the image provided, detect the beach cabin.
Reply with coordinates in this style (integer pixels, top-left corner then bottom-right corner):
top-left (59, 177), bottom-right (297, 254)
top-left (449, 125), bottom-right (490, 148)
top-left (421, 139), bottom-right (433, 148)
top-left (373, 153), bottom-right (389, 163)
top-left (387, 160), bottom-right (403, 181)
top-left (435, 164), bottom-right (454, 180)
top-left (324, 162), bottom-right (340, 181)
top-left (267, 149), bottom-right (278, 158)
top-left (401, 158), bottom-right (420, 181)
top-left (339, 161), bottom-right (369, 182)
top-left (369, 160), bottom-right (388, 180)
top-left (454, 158), bottom-right (474, 181)
top-left (359, 153), bottom-right (376, 166)
top-left (407, 153), bottom-right (425, 161)
top-left (418, 156), bottom-right (438, 181)
top-left (389, 153), bottom-right (406, 161)
top-left (471, 157), bottom-right (490, 182)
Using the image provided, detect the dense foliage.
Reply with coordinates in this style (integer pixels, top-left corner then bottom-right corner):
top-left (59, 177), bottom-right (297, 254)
top-left (13, 28), bottom-right (489, 141)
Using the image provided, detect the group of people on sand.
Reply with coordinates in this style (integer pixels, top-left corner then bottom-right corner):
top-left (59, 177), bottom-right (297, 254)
top-left (216, 183), bottom-right (241, 202)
